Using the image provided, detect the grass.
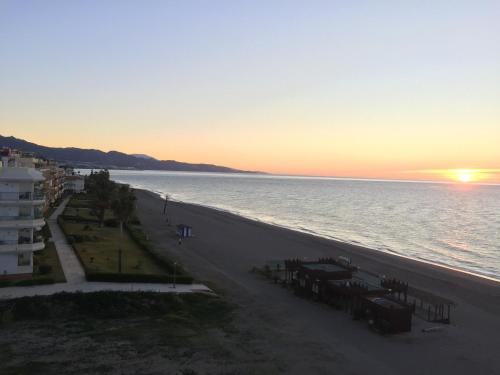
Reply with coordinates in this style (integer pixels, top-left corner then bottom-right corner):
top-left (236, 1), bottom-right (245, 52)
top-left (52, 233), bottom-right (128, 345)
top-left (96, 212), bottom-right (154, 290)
top-left (0, 291), bottom-right (234, 323)
top-left (59, 193), bottom-right (191, 282)
top-left (62, 206), bottom-right (114, 221)
top-left (32, 240), bottom-right (66, 283)
top-left (0, 292), bottom-right (239, 374)
top-left (61, 221), bottom-right (166, 275)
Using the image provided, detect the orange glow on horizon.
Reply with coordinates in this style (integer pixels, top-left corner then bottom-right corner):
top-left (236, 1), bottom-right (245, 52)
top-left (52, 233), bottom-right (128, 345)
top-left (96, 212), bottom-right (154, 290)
top-left (414, 169), bottom-right (500, 184)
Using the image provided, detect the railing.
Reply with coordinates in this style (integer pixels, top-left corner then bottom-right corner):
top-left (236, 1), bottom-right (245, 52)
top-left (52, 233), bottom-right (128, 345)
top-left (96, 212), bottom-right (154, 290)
top-left (0, 214), bottom-right (44, 221)
top-left (0, 239), bottom-right (18, 245)
top-left (34, 189), bottom-right (44, 200)
top-left (0, 191), bottom-right (45, 201)
top-left (0, 237), bottom-right (43, 245)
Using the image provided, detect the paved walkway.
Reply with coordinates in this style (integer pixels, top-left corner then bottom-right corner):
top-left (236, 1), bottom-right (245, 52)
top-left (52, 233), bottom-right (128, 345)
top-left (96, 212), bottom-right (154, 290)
top-left (47, 197), bottom-right (86, 284)
top-left (0, 197), bottom-right (211, 300)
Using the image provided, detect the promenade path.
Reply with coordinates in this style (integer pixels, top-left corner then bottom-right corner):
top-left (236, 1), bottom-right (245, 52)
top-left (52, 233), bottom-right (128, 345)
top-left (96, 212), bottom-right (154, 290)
top-left (47, 197), bottom-right (86, 283)
top-left (0, 197), bottom-right (211, 300)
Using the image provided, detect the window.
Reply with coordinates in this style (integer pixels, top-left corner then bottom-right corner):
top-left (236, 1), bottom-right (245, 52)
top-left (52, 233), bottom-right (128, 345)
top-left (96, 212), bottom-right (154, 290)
top-left (17, 253), bottom-right (31, 266)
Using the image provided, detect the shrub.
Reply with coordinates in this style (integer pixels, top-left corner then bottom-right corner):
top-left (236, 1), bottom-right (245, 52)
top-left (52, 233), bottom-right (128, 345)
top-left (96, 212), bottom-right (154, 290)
top-left (0, 280), bottom-right (12, 287)
top-left (85, 272), bottom-right (193, 284)
top-left (38, 264), bottom-right (53, 275)
top-left (15, 278), bottom-right (55, 286)
top-left (12, 297), bottom-right (51, 320)
top-left (104, 218), bottom-right (119, 227)
top-left (129, 216), bottom-right (141, 225)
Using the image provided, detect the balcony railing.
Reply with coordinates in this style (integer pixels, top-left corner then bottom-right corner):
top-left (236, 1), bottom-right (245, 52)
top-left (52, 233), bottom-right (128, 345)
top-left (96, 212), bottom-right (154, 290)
top-left (0, 213), bottom-right (44, 221)
top-left (0, 236), bottom-right (44, 245)
top-left (0, 191), bottom-right (44, 201)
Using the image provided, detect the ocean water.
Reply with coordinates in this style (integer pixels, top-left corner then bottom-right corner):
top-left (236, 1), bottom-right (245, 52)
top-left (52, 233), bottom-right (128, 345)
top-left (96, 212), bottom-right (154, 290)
top-left (85, 170), bottom-right (500, 281)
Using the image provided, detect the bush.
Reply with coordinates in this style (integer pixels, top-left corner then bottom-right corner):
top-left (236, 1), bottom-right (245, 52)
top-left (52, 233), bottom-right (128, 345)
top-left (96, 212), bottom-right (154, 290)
top-left (0, 291), bottom-right (232, 322)
top-left (38, 264), bottom-right (53, 275)
top-left (0, 280), bottom-right (12, 287)
top-left (104, 218), bottom-right (119, 227)
top-left (15, 278), bottom-right (55, 286)
top-left (129, 216), bottom-right (141, 225)
top-left (86, 272), bottom-right (193, 284)
top-left (12, 297), bottom-right (51, 320)
top-left (0, 277), bottom-right (56, 289)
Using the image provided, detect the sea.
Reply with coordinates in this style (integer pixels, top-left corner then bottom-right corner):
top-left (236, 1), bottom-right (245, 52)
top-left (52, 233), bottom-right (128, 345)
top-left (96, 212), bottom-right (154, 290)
top-left (81, 169), bottom-right (500, 282)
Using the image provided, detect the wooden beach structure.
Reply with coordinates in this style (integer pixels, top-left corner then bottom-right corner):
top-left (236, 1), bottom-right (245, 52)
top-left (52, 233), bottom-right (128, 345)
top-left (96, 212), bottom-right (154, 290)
top-left (357, 296), bottom-right (413, 333)
top-left (284, 258), bottom-right (353, 298)
top-left (258, 257), bottom-right (454, 334)
top-left (318, 277), bottom-right (389, 310)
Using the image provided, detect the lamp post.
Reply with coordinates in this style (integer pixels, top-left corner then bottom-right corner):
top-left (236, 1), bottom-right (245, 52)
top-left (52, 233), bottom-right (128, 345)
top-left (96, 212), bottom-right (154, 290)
top-left (163, 194), bottom-right (170, 223)
top-left (118, 248), bottom-right (122, 273)
top-left (173, 261), bottom-right (177, 289)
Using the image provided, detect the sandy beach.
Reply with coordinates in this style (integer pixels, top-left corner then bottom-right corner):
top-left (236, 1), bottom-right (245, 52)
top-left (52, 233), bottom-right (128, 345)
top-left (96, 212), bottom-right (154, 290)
top-left (135, 188), bottom-right (500, 375)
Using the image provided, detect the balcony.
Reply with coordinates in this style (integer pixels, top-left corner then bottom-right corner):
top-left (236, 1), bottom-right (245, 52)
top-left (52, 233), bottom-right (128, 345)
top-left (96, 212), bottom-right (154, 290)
top-left (0, 215), bottom-right (45, 229)
top-left (0, 191), bottom-right (45, 202)
top-left (0, 236), bottom-right (45, 252)
top-left (0, 211), bottom-right (44, 221)
top-left (0, 236), bottom-right (43, 245)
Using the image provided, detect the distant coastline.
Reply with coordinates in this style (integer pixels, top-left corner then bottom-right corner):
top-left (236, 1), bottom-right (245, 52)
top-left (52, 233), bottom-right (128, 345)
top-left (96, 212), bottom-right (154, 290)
top-left (0, 135), bottom-right (262, 174)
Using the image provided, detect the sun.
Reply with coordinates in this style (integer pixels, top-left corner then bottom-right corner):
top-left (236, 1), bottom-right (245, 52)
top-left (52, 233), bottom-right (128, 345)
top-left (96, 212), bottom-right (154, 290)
top-left (422, 168), bottom-right (494, 184)
top-left (448, 169), bottom-right (482, 183)
top-left (457, 171), bottom-right (472, 183)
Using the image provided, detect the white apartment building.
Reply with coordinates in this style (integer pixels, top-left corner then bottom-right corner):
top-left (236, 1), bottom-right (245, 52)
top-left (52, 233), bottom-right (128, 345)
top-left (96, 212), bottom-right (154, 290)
top-left (0, 149), bottom-right (45, 279)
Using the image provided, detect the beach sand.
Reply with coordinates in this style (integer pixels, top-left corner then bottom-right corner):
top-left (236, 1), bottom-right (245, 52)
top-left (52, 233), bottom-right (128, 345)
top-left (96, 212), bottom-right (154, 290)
top-left (135, 189), bottom-right (500, 375)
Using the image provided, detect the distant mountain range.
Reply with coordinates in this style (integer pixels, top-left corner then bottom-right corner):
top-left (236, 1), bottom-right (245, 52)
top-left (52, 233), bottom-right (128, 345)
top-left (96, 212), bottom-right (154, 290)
top-left (0, 135), bottom-right (258, 173)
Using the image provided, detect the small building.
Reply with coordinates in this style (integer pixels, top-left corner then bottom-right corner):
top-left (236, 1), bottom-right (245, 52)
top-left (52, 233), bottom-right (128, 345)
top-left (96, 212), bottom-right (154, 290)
top-left (65, 175), bottom-right (85, 193)
top-left (176, 224), bottom-right (192, 238)
top-left (293, 262), bottom-right (353, 298)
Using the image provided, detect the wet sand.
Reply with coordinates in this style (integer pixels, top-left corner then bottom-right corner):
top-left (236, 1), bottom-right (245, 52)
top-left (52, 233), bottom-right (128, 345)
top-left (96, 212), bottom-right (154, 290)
top-left (135, 189), bottom-right (500, 375)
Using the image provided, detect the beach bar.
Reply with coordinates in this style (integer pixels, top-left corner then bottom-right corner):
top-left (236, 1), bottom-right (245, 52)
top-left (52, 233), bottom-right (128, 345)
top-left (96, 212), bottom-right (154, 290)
top-left (288, 260), bottom-right (353, 298)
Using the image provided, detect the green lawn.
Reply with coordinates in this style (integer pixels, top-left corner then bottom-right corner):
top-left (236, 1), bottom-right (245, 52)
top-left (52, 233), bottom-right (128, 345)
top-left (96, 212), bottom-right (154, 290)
top-left (61, 221), bottom-right (167, 275)
top-left (63, 206), bottom-right (115, 221)
top-left (33, 240), bottom-right (66, 283)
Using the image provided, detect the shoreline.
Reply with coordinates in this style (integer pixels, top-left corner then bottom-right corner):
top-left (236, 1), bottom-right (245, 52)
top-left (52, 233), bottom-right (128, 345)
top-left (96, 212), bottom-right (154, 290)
top-left (140, 188), bottom-right (500, 286)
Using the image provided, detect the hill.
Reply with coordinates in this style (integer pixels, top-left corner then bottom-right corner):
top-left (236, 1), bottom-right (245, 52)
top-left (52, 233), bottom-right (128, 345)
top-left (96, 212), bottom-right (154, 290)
top-left (0, 135), bottom-right (257, 173)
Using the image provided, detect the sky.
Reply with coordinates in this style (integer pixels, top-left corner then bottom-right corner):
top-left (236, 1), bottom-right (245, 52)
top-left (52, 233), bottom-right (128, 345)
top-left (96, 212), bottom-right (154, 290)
top-left (1, 1), bottom-right (499, 182)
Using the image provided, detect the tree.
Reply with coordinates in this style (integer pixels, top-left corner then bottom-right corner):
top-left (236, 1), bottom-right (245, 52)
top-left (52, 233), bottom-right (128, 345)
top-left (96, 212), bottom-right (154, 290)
top-left (111, 185), bottom-right (136, 235)
top-left (86, 170), bottom-right (116, 227)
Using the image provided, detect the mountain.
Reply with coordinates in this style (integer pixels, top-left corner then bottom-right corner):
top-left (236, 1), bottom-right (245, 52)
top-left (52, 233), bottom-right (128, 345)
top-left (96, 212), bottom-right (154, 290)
top-left (0, 135), bottom-right (258, 173)
top-left (131, 154), bottom-right (154, 160)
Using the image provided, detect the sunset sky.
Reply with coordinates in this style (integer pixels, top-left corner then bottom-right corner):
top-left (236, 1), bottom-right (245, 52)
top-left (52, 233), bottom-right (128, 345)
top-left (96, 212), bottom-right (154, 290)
top-left (1, 1), bottom-right (499, 182)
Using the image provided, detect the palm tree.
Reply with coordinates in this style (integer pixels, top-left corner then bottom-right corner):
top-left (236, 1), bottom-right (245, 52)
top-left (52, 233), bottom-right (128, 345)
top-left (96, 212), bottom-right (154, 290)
top-left (87, 170), bottom-right (116, 227)
top-left (111, 185), bottom-right (137, 235)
